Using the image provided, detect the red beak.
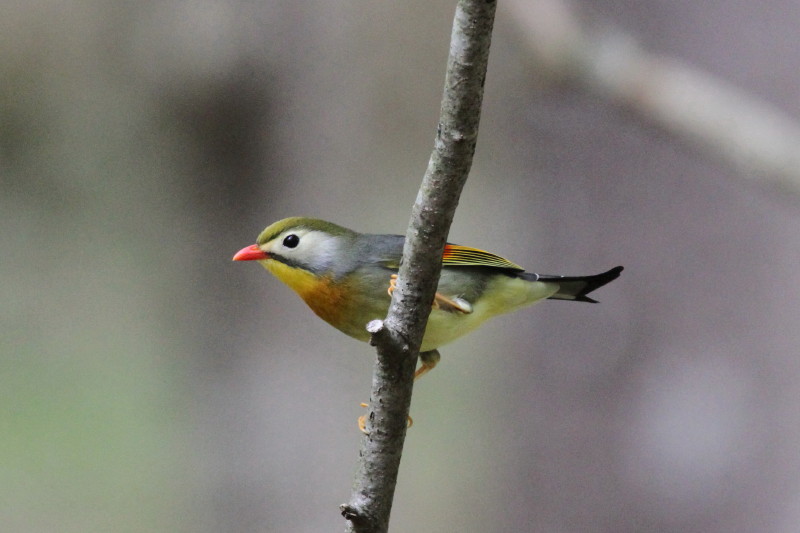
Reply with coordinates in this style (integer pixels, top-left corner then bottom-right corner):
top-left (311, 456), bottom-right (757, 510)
top-left (232, 244), bottom-right (268, 261)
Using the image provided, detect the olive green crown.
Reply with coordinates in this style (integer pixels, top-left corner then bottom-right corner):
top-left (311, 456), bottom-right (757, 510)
top-left (256, 217), bottom-right (357, 245)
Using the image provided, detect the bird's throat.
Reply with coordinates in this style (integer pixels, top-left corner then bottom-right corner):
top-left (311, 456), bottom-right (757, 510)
top-left (262, 259), bottom-right (349, 330)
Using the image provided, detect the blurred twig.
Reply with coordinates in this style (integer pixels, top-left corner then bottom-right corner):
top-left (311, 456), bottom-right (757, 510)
top-left (340, 1), bottom-right (497, 532)
top-left (506, 0), bottom-right (800, 197)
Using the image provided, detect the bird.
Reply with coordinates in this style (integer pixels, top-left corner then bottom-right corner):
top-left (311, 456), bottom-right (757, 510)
top-left (233, 217), bottom-right (622, 379)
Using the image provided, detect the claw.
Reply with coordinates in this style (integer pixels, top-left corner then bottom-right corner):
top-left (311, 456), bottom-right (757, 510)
top-left (358, 402), bottom-right (413, 433)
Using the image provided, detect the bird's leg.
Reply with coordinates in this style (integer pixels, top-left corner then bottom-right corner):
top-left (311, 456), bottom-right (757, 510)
top-left (432, 294), bottom-right (473, 314)
top-left (415, 349), bottom-right (441, 380)
top-left (388, 274), bottom-right (472, 314)
top-left (358, 350), bottom-right (441, 434)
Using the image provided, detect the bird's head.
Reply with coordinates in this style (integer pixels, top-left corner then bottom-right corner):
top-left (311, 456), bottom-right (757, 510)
top-left (233, 217), bottom-right (357, 277)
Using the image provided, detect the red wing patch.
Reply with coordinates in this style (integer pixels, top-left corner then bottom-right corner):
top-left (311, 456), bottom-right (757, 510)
top-left (442, 244), bottom-right (524, 271)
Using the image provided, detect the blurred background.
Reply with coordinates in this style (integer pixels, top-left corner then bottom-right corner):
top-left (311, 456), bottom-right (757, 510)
top-left (4, 1), bottom-right (800, 531)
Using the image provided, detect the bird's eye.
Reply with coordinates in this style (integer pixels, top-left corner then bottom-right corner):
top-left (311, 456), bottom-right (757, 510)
top-left (283, 234), bottom-right (300, 248)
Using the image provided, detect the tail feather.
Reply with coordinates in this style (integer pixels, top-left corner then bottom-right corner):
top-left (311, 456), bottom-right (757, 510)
top-left (522, 266), bottom-right (623, 303)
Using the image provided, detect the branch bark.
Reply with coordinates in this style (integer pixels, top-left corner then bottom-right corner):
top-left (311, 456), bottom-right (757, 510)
top-left (341, 1), bottom-right (497, 531)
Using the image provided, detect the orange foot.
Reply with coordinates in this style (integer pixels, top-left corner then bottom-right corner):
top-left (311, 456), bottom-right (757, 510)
top-left (358, 403), bottom-right (413, 434)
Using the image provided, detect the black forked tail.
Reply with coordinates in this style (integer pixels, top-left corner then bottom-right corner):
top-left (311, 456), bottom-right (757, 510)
top-left (522, 265), bottom-right (623, 303)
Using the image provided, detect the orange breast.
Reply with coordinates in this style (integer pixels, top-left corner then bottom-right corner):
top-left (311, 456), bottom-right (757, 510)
top-left (297, 276), bottom-right (350, 329)
top-left (264, 259), bottom-right (351, 330)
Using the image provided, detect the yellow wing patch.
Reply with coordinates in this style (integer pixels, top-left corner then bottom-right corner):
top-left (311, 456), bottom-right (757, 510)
top-left (442, 244), bottom-right (524, 271)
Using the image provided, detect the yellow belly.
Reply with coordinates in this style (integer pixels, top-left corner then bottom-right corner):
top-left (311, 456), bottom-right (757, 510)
top-left (420, 275), bottom-right (558, 351)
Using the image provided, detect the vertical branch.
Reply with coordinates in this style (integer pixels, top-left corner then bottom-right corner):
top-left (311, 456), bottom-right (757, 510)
top-left (341, 1), bottom-right (497, 532)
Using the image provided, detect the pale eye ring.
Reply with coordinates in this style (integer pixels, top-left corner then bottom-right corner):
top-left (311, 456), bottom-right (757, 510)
top-left (283, 234), bottom-right (300, 248)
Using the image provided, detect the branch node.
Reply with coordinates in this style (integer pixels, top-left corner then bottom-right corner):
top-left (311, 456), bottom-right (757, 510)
top-left (366, 319), bottom-right (384, 334)
top-left (340, 503), bottom-right (368, 525)
top-left (367, 319), bottom-right (387, 346)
